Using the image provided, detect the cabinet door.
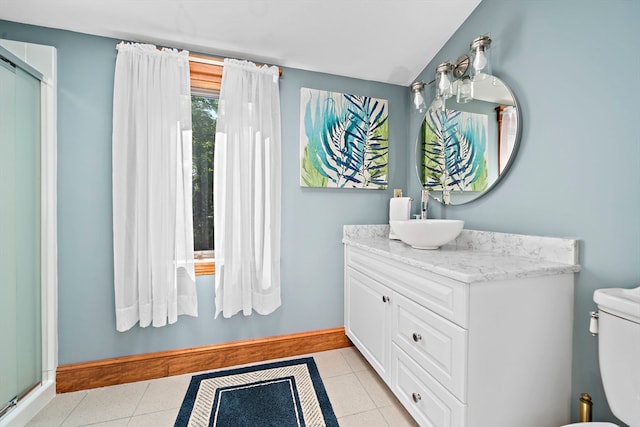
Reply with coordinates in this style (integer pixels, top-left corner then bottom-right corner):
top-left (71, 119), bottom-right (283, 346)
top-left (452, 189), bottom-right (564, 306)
top-left (345, 267), bottom-right (391, 379)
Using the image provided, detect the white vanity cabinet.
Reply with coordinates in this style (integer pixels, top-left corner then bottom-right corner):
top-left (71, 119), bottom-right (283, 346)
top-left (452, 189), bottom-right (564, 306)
top-left (344, 237), bottom-right (578, 427)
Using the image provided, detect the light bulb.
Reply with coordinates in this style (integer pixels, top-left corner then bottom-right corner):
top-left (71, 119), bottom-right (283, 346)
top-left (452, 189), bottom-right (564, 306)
top-left (430, 97), bottom-right (444, 112)
top-left (410, 81), bottom-right (427, 112)
top-left (457, 77), bottom-right (473, 103)
top-left (473, 49), bottom-right (487, 72)
top-left (470, 35), bottom-right (492, 80)
top-left (413, 91), bottom-right (425, 111)
top-left (435, 63), bottom-right (453, 99)
top-left (438, 74), bottom-right (451, 93)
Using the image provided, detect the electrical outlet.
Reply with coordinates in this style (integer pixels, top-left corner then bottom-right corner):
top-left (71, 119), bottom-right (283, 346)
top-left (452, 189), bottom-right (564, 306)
top-left (393, 188), bottom-right (403, 198)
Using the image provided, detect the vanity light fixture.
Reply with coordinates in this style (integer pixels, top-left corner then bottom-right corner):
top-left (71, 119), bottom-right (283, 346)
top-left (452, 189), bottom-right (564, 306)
top-left (435, 62), bottom-right (454, 100)
top-left (410, 34), bottom-right (492, 111)
top-left (410, 81), bottom-right (427, 113)
top-left (470, 34), bottom-right (492, 80)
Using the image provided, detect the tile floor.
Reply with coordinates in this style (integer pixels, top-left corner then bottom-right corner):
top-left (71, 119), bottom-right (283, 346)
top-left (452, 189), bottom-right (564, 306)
top-left (25, 347), bottom-right (418, 427)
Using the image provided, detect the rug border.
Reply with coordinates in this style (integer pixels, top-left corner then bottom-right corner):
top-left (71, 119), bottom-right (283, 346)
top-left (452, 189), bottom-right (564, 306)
top-left (174, 356), bottom-right (339, 427)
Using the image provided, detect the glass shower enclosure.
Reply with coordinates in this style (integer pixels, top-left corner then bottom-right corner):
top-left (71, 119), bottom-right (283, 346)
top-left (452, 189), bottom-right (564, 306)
top-left (0, 45), bottom-right (43, 419)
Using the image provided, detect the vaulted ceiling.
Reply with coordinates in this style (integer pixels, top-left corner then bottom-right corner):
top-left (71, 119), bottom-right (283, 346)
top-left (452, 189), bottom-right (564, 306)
top-left (0, 0), bottom-right (481, 86)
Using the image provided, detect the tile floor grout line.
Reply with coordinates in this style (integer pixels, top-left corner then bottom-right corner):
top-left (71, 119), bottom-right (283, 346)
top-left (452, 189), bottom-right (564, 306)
top-left (353, 365), bottom-right (377, 405)
top-left (351, 364), bottom-right (393, 426)
top-left (127, 382), bottom-right (151, 424)
top-left (58, 392), bottom-right (88, 427)
top-left (82, 415), bottom-right (131, 427)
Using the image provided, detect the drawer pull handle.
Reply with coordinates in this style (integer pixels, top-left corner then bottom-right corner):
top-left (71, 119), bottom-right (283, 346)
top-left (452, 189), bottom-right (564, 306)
top-left (412, 332), bottom-right (422, 342)
top-left (382, 295), bottom-right (390, 303)
top-left (412, 392), bottom-right (421, 403)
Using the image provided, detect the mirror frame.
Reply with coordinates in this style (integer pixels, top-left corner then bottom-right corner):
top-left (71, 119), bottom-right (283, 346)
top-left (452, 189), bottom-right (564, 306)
top-left (414, 75), bottom-right (522, 205)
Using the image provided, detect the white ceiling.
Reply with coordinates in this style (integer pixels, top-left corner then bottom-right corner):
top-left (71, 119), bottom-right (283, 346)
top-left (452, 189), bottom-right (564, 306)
top-left (0, 0), bottom-right (481, 86)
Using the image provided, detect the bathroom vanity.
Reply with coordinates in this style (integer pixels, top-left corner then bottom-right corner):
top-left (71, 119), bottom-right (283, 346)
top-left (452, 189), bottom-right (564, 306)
top-left (343, 225), bottom-right (580, 427)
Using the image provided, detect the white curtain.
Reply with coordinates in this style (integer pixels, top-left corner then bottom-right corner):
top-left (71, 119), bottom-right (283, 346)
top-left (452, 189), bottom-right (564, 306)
top-left (112, 43), bottom-right (197, 332)
top-left (499, 106), bottom-right (518, 173)
top-left (214, 59), bottom-right (281, 318)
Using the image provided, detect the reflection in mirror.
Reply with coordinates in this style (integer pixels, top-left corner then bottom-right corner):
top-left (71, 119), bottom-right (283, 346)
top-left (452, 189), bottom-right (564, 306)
top-left (416, 76), bottom-right (520, 205)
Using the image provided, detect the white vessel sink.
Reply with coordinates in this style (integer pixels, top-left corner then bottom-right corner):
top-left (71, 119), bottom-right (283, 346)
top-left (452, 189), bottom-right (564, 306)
top-left (390, 219), bottom-right (464, 250)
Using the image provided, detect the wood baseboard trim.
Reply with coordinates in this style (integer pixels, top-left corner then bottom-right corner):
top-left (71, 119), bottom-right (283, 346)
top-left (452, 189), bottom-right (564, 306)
top-left (56, 327), bottom-right (352, 393)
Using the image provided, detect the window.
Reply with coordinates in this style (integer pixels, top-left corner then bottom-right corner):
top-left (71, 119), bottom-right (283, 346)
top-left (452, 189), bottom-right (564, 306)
top-left (188, 54), bottom-right (280, 276)
top-left (192, 93), bottom-right (217, 275)
top-left (190, 54), bottom-right (222, 276)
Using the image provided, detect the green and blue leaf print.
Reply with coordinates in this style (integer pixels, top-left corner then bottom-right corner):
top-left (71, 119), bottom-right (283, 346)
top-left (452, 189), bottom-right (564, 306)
top-left (421, 108), bottom-right (488, 192)
top-left (300, 88), bottom-right (388, 189)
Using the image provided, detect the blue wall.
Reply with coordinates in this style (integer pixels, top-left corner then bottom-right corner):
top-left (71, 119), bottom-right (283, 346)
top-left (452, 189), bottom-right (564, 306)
top-left (407, 0), bottom-right (640, 423)
top-left (0, 21), bottom-right (407, 363)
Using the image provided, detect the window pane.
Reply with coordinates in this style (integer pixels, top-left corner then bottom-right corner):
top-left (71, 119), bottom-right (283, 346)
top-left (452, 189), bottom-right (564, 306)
top-left (192, 95), bottom-right (217, 253)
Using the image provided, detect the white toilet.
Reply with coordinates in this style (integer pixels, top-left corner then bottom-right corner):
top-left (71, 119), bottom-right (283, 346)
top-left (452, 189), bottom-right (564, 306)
top-left (561, 285), bottom-right (640, 427)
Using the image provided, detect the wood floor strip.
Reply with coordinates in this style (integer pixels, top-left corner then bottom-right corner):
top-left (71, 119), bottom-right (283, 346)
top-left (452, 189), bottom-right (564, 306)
top-left (56, 327), bottom-right (352, 393)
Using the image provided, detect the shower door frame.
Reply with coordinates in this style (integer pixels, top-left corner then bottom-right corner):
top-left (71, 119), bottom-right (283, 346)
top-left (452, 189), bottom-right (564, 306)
top-left (0, 41), bottom-right (57, 427)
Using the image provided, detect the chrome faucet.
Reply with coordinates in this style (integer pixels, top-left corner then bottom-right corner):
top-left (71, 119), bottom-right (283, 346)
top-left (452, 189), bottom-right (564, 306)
top-left (421, 190), bottom-right (429, 219)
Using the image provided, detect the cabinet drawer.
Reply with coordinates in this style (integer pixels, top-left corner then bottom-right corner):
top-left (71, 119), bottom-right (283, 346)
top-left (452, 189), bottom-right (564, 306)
top-left (346, 246), bottom-right (468, 327)
top-left (391, 344), bottom-right (466, 427)
top-left (392, 292), bottom-right (468, 402)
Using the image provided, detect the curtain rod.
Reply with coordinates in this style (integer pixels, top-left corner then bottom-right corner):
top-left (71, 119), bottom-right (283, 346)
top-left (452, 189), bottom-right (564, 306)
top-left (116, 42), bottom-right (281, 74)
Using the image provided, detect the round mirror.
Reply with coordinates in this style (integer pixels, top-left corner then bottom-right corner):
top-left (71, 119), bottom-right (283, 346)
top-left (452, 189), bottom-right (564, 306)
top-left (415, 75), bottom-right (521, 205)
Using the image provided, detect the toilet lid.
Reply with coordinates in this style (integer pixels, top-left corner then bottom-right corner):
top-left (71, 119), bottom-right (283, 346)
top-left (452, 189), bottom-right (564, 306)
top-left (594, 286), bottom-right (640, 324)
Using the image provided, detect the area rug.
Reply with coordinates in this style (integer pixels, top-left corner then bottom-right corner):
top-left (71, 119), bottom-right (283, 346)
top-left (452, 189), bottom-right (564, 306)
top-left (174, 357), bottom-right (339, 427)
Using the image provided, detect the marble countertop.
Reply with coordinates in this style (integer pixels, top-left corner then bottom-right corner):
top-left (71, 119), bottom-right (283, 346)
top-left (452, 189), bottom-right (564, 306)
top-left (343, 224), bottom-right (581, 284)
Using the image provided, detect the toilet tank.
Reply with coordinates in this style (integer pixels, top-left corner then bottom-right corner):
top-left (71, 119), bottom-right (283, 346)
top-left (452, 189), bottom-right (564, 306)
top-left (594, 286), bottom-right (640, 427)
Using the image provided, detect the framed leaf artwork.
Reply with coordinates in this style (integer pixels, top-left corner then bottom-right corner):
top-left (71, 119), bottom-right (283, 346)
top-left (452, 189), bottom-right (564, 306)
top-left (299, 88), bottom-right (388, 189)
